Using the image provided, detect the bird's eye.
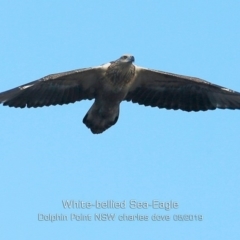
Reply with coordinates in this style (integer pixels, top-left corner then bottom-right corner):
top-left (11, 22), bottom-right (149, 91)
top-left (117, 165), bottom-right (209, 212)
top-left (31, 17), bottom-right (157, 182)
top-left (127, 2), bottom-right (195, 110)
top-left (122, 56), bottom-right (127, 59)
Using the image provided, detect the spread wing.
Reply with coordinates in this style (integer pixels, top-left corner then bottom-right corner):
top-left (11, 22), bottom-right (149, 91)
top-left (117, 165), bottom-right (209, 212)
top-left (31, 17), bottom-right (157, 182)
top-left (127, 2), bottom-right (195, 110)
top-left (125, 67), bottom-right (240, 111)
top-left (0, 67), bottom-right (104, 108)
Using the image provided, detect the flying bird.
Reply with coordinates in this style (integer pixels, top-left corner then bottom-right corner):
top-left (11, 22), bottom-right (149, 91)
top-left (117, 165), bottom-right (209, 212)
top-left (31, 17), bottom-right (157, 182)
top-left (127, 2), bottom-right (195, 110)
top-left (1, 54), bottom-right (240, 134)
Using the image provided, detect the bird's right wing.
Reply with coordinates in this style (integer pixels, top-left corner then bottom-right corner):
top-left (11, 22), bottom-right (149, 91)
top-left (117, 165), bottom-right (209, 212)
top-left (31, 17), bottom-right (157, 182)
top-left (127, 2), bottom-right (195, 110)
top-left (0, 66), bottom-right (105, 108)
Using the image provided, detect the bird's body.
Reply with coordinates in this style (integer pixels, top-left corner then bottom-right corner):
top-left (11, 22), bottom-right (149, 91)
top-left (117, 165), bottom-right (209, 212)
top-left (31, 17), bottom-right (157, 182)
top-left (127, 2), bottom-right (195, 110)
top-left (83, 58), bottom-right (135, 133)
top-left (1, 54), bottom-right (240, 134)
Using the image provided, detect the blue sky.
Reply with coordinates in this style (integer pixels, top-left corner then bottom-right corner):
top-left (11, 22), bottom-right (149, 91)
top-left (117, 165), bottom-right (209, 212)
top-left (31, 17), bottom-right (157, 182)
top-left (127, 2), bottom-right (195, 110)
top-left (1, 1), bottom-right (240, 239)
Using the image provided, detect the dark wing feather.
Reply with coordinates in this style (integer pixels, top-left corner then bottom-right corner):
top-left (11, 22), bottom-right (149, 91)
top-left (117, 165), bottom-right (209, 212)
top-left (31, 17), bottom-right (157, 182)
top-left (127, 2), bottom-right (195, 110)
top-left (125, 67), bottom-right (240, 111)
top-left (0, 67), bottom-right (103, 108)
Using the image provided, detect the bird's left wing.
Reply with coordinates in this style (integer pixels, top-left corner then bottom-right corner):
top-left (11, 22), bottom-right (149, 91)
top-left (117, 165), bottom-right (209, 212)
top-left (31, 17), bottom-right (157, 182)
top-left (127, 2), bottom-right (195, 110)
top-left (0, 66), bottom-right (105, 108)
top-left (125, 66), bottom-right (240, 111)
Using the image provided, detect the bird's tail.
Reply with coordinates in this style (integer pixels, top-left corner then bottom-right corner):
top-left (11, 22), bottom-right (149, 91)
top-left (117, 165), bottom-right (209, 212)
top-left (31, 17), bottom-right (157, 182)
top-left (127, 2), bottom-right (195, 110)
top-left (83, 100), bottom-right (119, 134)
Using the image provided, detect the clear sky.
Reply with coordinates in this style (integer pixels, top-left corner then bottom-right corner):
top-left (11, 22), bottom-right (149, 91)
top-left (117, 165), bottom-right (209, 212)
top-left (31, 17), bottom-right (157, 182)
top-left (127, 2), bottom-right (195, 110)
top-left (1, 1), bottom-right (240, 239)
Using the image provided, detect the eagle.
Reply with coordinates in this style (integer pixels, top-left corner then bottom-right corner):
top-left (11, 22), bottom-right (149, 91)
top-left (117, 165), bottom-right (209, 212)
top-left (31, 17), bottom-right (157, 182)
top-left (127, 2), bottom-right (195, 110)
top-left (1, 54), bottom-right (240, 134)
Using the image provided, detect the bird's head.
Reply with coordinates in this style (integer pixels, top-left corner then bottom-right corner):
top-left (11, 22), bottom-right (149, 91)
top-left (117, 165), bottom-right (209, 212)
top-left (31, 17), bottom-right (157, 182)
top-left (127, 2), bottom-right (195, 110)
top-left (117, 54), bottom-right (135, 64)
